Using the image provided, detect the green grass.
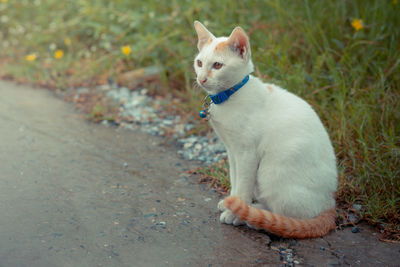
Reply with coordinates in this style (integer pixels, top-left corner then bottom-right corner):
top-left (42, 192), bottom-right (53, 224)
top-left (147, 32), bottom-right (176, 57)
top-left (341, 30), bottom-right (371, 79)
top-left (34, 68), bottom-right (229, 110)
top-left (195, 159), bottom-right (231, 193)
top-left (0, 0), bottom-right (399, 237)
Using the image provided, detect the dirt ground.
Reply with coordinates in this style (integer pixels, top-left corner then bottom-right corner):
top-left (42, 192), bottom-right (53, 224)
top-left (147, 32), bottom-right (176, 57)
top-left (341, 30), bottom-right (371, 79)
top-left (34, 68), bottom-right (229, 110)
top-left (0, 80), bottom-right (399, 266)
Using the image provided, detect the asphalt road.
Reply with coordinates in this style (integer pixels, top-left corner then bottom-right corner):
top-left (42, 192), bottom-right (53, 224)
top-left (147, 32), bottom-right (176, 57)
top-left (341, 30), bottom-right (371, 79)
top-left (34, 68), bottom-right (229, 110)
top-left (0, 81), bottom-right (277, 266)
top-left (1, 81), bottom-right (399, 267)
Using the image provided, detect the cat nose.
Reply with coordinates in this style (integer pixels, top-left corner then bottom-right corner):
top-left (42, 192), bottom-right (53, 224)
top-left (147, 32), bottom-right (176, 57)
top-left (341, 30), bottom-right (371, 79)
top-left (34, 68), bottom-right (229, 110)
top-left (200, 78), bottom-right (207, 84)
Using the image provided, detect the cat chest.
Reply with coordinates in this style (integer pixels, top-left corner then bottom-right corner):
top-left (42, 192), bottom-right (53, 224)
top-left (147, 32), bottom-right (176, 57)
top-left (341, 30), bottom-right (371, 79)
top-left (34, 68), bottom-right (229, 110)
top-left (209, 104), bottom-right (250, 139)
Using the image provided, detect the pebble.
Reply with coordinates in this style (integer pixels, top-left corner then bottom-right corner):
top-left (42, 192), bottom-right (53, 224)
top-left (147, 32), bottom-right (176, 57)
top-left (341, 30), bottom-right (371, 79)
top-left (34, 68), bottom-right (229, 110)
top-left (279, 246), bottom-right (296, 266)
top-left (76, 87), bottom-right (90, 94)
top-left (194, 143), bottom-right (202, 151)
top-left (348, 213), bottom-right (358, 223)
top-left (352, 203), bottom-right (362, 212)
top-left (102, 84), bottom-right (227, 164)
top-left (351, 226), bottom-right (360, 233)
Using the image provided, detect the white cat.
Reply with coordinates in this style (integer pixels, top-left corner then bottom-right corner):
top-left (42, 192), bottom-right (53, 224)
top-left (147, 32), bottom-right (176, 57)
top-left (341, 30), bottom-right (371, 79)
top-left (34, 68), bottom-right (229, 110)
top-left (193, 21), bottom-right (337, 238)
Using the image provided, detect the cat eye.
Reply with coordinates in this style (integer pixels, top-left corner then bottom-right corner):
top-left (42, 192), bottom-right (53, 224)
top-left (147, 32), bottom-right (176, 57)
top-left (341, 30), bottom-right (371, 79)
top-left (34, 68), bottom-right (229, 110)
top-left (197, 60), bottom-right (202, 67)
top-left (213, 62), bottom-right (223, 70)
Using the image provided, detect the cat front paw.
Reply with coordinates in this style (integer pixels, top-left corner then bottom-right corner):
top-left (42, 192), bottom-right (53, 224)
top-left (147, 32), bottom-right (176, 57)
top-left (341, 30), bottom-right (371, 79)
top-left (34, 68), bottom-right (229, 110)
top-left (220, 210), bottom-right (244, 226)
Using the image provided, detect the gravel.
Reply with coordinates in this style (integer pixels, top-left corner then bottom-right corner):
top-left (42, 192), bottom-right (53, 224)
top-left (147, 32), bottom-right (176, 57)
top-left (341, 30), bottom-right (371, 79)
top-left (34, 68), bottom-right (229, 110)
top-left (100, 84), bottom-right (227, 165)
top-left (275, 246), bottom-right (298, 267)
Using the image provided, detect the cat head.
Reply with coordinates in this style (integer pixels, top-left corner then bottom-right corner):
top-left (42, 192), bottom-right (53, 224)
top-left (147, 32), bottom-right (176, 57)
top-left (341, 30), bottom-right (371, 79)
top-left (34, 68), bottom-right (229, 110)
top-left (193, 21), bottom-right (254, 95)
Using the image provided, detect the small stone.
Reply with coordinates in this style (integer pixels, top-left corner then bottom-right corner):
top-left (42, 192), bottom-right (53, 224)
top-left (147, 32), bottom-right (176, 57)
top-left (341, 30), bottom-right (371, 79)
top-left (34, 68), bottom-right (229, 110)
top-left (76, 87), bottom-right (89, 94)
top-left (174, 124), bottom-right (185, 136)
top-left (162, 119), bottom-right (174, 126)
top-left (270, 245), bottom-right (280, 252)
top-left (119, 87), bottom-right (130, 100)
top-left (123, 162), bottom-right (128, 168)
top-left (183, 143), bottom-right (193, 149)
top-left (194, 143), bottom-right (202, 151)
top-left (348, 213), bottom-right (358, 223)
top-left (180, 219), bottom-right (190, 225)
top-left (294, 260), bottom-right (300, 264)
top-left (351, 226), bottom-right (360, 233)
top-left (320, 246), bottom-right (325, 251)
top-left (352, 203), bottom-right (362, 211)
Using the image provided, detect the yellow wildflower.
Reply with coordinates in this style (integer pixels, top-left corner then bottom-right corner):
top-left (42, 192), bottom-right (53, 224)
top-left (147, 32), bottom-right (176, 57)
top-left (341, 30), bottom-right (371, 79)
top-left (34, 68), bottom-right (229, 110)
top-left (54, 49), bottom-right (64, 59)
top-left (121, 45), bottom-right (131, 56)
top-left (64, 37), bottom-right (71, 46)
top-left (394, 0), bottom-right (398, 5)
top-left (351, 19), bottom-right (363, 31)
top-left (25, 54), bottom-right (37, 62)
top-left (1, 0), bottom-right (8, 3)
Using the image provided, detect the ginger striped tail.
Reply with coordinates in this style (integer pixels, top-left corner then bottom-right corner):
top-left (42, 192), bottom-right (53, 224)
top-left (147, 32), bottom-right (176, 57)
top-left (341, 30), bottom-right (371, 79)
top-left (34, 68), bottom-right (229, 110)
top-left (224, 196), bottom-right (336, 238)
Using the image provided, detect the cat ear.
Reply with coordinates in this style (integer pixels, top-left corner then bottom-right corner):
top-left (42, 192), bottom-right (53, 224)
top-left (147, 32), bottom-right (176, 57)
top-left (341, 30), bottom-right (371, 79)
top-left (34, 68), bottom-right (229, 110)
top-left (194, 21), bottom-right (215, 51)
top-left (226, 26), bottom-right (251, 59)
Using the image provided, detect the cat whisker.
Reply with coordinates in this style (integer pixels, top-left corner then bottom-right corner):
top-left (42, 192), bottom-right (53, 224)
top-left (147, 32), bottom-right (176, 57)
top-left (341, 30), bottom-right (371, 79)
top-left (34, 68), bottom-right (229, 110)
top-left (192, 81), bottom-right (201, 91)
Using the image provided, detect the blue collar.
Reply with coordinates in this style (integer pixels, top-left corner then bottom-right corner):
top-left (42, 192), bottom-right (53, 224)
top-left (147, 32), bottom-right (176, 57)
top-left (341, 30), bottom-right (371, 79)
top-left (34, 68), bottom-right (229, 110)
top-left (209, 75), bottom-right (250, 104)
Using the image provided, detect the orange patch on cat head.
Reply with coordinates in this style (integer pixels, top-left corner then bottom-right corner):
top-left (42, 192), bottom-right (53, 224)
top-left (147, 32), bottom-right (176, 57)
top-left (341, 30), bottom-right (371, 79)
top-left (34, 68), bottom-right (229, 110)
top-left (267, 85), bottom-right (274, 93)
top-left (207, 38), bottom-right (213, 45)
top-left (215, 41), bottom-right (228, 52)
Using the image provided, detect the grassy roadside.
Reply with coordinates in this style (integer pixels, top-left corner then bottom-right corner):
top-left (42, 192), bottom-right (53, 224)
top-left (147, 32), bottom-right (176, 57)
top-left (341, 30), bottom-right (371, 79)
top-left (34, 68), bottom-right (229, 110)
top-left (1, 0), bottom-right (399, 239)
